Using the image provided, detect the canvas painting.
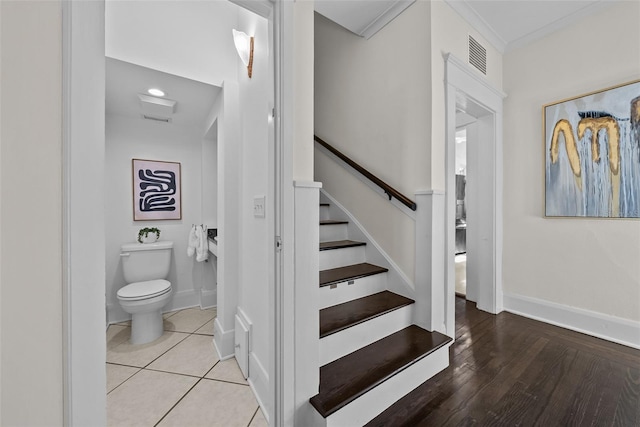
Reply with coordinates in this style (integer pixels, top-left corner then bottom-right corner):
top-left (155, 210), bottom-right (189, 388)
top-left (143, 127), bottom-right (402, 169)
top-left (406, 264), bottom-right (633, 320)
top-left (132, 159), bottom-right (182, 221)
top-left (544, 80), bottom-right (640, 218)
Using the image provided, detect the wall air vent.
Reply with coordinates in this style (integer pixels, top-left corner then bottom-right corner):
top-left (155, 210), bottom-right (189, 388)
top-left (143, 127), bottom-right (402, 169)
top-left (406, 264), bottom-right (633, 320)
top-left (468, 35), bottom-right (487, 75)
top-left (142, 115), bottom-right (171, 123)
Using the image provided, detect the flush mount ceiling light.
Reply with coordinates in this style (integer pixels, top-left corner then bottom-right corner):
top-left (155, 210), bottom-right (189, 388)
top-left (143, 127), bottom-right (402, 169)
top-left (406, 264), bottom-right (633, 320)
top-left (147, 88), bottom-right (165, 97)
top-left (232, 29), bottom-right (254, 78)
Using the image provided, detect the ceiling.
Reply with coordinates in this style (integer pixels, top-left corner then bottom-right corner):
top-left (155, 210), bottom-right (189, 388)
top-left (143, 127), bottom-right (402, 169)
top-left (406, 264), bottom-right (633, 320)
top-left (443, 0), bottom-right (615, 52)
top-left (316, 0), bottom-right (616, 52)
top-left (106, 58), bottom-right (221, 128)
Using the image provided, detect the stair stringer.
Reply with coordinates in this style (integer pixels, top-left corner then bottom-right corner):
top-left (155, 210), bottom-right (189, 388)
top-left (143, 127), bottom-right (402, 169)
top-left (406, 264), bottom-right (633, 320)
top-left (320, 189), bottom-right (414, 302)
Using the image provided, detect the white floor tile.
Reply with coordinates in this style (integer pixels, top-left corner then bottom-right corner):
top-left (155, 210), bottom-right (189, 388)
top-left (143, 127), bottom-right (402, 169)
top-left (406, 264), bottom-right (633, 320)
top-left (106, 363), bottom-right (140, 393)
top-left (157, 378), bottom-right (257, 427)
top-left (107, 370), bottom-right (197, 427)
top-left (107, 331), bottom-right (189, 368)
top-left (163, 307), bottom-right (217, 333)
top-left (205, 358), bottom-right (247, 385)
top-left (147, 334), bottom-right (219, 377)
top-left (249, 408), bottom-right (268, 427)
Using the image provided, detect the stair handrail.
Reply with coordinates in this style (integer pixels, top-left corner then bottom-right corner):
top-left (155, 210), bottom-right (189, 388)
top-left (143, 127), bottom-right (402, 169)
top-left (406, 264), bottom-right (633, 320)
top-left (314, 135), bottom-right (417, 211)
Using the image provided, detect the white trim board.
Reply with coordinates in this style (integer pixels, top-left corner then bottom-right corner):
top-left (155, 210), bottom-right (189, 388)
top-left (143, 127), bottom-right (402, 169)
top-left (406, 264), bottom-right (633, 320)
top-left (503, 293), bottom-right (640, 350)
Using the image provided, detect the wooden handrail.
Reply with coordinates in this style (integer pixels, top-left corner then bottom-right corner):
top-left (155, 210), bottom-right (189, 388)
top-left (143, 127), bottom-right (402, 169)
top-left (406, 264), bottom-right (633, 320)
top-left (314, 135), bottom-right (417, 211)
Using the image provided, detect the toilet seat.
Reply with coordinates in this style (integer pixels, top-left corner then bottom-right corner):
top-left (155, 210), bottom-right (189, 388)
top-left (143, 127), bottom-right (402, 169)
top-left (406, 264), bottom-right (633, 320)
top-left (117, 279), bottom-right (171, 301)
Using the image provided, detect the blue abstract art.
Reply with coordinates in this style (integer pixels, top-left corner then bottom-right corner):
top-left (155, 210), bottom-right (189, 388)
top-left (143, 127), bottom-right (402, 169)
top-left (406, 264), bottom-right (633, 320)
top-left (133, 159), bottom-right (182, 221)
top-left (544, 80), bottom-right (640, 218)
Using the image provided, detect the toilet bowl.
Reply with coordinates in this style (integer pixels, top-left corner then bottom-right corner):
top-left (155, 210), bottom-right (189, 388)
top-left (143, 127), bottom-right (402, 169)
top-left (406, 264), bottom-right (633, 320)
top-left (117, 279), bottom-right (172, 344)
top-left (118, 241), bottom-right (174, 345)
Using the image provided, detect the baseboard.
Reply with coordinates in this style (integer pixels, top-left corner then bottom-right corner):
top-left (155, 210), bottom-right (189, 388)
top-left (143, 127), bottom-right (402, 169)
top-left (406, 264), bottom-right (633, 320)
top-left (248, 352), bottom-right (270, 425)
top-left (200, 289), bottom-right (217, 309)
top-left (503, 293), bottom-right (640, 349)
top-left (213, 317), bottom-right (235, 360)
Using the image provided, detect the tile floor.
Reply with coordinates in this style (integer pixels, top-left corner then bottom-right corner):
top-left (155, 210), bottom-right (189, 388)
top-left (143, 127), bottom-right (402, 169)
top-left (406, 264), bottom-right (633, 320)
top-left (107, 307), bottom-right (267, 427)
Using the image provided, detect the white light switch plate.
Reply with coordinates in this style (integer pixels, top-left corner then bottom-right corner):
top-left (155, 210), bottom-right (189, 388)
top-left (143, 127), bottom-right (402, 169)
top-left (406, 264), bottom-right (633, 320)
top-left (253, 196), bottom-right (265, 218)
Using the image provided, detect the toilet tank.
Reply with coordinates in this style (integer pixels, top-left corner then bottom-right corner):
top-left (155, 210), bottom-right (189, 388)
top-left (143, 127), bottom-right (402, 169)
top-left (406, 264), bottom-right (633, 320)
top-left (121, 241), bottom-right (173, 284)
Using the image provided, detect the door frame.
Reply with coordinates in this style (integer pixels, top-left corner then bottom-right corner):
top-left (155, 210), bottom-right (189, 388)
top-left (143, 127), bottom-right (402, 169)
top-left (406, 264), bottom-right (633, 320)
top-left (444, 53), bottom-right (506, 334)
top-left (62, 1), bottom-right (287, 424)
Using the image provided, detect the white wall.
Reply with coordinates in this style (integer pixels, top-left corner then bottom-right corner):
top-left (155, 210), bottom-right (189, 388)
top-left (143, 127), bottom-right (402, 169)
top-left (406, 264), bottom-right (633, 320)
top-left (105, 115), bottom-right (212, 322)
top-left (314, 3), bottom-right (432, 282)
top-left (235, 7), bottom-right (272, 409)
top-left (430, 0), bottom-right (503, 190)
top-left (503, 2), bottom-right (640, 323)
top-left (0, 1), bottom-right (64, 424)
top-left (105, 0), bottom-right (239, 86)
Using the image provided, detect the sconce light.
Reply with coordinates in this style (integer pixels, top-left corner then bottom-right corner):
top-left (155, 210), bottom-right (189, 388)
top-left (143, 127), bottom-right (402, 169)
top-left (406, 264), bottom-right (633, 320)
top-left (232, 29), bottom-right (254, 78)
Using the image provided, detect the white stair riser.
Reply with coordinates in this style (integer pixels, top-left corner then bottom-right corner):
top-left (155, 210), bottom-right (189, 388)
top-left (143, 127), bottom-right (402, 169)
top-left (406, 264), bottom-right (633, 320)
top-left (319, 223), bottom-right (348, 242)
top-left (320, 205), bottom-right (331, 221)
top-left (319, 274), bottom-right (386, 309)
top-left (324, 344), bottom-right (451, 427)
top-left (320, 305), bottom-right (413, 366)
top-left (319, 246), bottom-right (366, 270)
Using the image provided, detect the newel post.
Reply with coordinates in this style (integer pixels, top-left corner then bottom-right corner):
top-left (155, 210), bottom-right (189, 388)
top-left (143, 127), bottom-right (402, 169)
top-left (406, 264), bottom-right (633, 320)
top-left (414, 190), bottom-right (447, 335)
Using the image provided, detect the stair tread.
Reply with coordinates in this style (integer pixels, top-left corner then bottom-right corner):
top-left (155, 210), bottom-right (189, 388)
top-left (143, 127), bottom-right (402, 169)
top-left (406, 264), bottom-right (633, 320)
top-left (310, 325), bottom-right (452, 418)
top-left (320, 263), bottom-right (388, 287)
top-left (320, 291), bottom-right (414, 338)
top-left (320, 220), bottom-right (348, 225)
top-left (319, 240), bottom-right (366, 251)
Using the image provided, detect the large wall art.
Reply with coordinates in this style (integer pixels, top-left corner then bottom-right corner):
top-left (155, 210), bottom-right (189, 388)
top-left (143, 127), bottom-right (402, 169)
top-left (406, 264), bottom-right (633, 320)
top-left (132, 158), bottom-right (182, 221)
top-left (544, 80), bottom-right (640, 218)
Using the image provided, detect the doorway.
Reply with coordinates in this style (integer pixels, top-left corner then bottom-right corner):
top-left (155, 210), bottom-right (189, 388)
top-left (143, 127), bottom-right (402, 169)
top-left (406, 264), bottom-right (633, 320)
top-left (454, 126), bottom-right (469, 297)
top-left (63, 0), bottom-right (282, 424)
top-left (444, 53), bottom-right (505, 336)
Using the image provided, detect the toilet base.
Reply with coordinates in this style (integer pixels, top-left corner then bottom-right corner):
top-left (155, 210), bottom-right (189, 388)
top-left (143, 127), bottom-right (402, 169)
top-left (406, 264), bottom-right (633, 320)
top-left (130, 309), bottom-right (163, 345)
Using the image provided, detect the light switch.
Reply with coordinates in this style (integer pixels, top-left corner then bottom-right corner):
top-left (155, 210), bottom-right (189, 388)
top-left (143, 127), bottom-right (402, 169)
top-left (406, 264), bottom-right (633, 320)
top-left (253, 196), bottom-right (265, 218)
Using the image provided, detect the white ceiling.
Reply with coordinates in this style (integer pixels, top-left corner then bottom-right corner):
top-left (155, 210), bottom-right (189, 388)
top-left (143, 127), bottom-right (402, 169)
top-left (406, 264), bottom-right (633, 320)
top-left (316, 0), bottom-right (617, 52)
top-left (443, 0), bottom-right (616, 52)
top-left (106, 58), bottom-right (220, 129)
top-left (315, 0), bottom-right (416, 39)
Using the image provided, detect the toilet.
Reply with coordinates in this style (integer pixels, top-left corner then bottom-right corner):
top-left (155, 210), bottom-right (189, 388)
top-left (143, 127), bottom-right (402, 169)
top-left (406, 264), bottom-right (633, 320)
top-left (118, 240), bottom-right (173, 344)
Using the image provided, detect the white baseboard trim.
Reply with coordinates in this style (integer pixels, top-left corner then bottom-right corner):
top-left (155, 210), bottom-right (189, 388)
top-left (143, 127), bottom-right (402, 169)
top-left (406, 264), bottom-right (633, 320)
top-left (213, 317), bottom-right (235, 360)
top-left (200, 289), bottom-right (217, 309)
top-left (248, 352), bottom-right (270, 425)
top-left (503, 293), bottom-right (640, 349)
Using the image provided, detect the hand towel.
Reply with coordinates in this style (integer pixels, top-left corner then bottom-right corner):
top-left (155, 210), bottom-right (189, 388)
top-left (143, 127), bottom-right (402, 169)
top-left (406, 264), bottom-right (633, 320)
top-left (187, 225), bottom-right (197, 257)
top-left (196, 225), bottom-right (209, 262)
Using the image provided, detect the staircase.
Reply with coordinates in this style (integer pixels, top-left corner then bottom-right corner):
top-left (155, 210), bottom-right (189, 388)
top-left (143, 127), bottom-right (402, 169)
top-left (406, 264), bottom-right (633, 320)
top-left (310, 198), bottom-right (452, 426)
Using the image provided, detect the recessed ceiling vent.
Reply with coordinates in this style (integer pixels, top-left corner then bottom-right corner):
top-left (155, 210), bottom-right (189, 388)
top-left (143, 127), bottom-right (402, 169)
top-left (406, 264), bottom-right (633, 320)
top-left (138, 94), bottom-right (176, 123)
top-left (468, 35), bottom-right (487, 75)
top-left (142, 115), bottom-right (171, 123)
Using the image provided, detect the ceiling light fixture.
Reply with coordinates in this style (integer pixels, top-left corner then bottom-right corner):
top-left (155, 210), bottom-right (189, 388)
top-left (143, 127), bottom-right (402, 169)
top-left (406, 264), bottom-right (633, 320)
top-left (232, 29), bottom-right (254, 78)
top-left (147, 88), bottom-right (165, 97)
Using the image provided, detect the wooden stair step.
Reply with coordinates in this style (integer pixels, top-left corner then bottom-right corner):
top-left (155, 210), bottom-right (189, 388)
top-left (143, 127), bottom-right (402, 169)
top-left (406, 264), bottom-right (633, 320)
top-left (320, 291), bottom-right (414, 338)
top-left (320, 220), bottom-right (348, 225)
top-left (319, 240), bottom-right (366, 251)
top-left (309, 325), bottom-right (452, 418)
top-left (320, 263), bottom-right (388, 288)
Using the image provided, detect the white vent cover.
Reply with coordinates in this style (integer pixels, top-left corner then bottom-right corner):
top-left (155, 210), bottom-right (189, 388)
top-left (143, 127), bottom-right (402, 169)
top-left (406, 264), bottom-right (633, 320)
top-left (138, 94), bottom-right (176, 122)
top-left (468, 35), bottom-right (487, 75)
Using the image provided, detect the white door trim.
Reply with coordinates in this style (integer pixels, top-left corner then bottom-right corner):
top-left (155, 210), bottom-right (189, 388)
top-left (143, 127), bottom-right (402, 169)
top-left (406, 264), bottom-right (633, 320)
top-left (62, 1), bottom-right (285, 425)
top-left (444, 53), bottom-right (506, 334)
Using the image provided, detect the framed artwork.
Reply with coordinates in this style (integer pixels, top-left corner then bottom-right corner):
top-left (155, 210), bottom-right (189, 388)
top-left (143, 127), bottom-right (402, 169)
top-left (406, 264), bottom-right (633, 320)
top-left (132, 158), bottom-right (182, 221)
top-left (544, 80), bottom-right (640, 218)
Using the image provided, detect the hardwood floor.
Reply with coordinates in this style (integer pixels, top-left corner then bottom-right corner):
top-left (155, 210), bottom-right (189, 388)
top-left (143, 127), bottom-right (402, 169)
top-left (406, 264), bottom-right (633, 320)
top-left (367, 297), bottom-right (640, 426)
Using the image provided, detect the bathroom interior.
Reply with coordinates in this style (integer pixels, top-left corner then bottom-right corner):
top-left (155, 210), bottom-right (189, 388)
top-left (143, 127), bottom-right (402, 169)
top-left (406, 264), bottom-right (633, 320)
top-left (104, 1), bottom-right (272, 425)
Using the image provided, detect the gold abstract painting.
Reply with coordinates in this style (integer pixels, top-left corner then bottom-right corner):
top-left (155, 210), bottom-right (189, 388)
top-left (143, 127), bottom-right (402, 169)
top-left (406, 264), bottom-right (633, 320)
top-left (544, 80), bottom-right (640, 218)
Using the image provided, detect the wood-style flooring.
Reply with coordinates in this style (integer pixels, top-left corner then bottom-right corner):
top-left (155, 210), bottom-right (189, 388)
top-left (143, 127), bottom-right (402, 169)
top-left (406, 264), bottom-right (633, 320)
top-left (367, 297), bottom-right (640, 426)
